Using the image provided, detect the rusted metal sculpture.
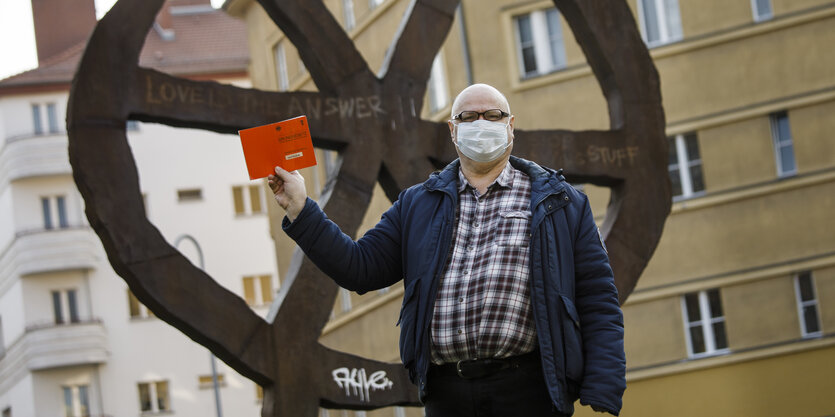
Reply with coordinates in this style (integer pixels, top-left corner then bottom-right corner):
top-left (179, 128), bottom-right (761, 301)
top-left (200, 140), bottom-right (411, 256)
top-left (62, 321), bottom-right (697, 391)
top-left (66, 0), bottom-right (669, 415)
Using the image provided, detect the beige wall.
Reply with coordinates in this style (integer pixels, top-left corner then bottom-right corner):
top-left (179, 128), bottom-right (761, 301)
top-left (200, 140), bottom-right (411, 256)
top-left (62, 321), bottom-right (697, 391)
top-left (816, 265), bottom-right (835, 334)
top-left (791, 98), bottom-right (835, 173)
top-left (575, 343), bottom-right (835, 417)
top-left (699, 116), bottom-right (776, 192)
top-left (623, 297), bottom-right (687, 368)
top-left (656, 14), bottom-right (835, 125)
top-left (678, 0), bottom-right (753, 38)
top-left (640, 178), bottom-right (835, 289)
top-left (723, 276), bottom-right (800, 350)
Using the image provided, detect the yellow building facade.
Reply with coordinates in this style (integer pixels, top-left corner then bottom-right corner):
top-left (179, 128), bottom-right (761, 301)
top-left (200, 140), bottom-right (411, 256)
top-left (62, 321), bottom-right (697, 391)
top-left (225, 0), bottom-right (835, 415)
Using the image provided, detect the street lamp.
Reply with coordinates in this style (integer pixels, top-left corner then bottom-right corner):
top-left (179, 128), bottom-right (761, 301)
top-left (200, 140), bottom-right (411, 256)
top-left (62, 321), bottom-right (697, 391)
top-left (173, 234), bottom-right (222, 417)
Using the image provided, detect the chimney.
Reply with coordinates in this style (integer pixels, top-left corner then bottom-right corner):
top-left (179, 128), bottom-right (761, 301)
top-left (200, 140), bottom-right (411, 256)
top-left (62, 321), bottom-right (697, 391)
top-left (30, 0), bottom-right (97, 64)
top-left (154, 0), bottom-right (212, 40)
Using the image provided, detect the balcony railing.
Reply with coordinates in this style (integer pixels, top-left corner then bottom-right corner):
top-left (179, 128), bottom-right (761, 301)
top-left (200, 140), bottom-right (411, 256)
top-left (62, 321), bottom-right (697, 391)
top-left (0, 319), bottom-right (108, 372)
top-left (0, 226), bottom-right (98, 279)
top-left (0, 132), bottom-right (70, 182)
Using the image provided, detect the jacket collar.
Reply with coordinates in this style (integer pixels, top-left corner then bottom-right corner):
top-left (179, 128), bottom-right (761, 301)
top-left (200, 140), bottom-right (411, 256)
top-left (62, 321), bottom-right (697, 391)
top-left (424, 156), bottom-right (567, 201)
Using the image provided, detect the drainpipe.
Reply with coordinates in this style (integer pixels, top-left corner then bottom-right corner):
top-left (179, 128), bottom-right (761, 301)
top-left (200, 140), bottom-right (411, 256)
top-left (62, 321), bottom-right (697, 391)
top-left (456, 3), bottom-right (474, 85)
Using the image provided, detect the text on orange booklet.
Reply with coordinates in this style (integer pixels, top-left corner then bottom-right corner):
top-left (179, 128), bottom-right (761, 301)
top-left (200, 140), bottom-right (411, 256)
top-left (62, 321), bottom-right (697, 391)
top-left (238, 115), bottom-right (317, 180)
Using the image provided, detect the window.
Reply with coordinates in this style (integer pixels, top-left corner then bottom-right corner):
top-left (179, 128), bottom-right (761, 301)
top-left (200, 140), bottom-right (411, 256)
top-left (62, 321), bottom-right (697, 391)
top-left (514, 8), bottom-right (567, 78)
top-left (63, 385), bottom-right (90, 417)
top-left (52, 289), bottom-right (80, 325)
top-left (427, 53), bottom-right (449, 113)
top-left (138, 381), bottom-right (170, 413)
top-left (770, 111), bottom-right (796, 177)
top-left (177, 188), bottom-right (202, 202)
top-left (41, 196), bottom-right (69, 229)
top-left (232, 184), bottom-right (266, 216)
top-left (751, 0), bottom-right (772, 21)
top-left (197, 374), bottom-right (226, 389)
top-left (343, 0), bottom-right (355, 31)
top-left (394, 407), bottom-right (406, 417)
top-left (682, 289), bottom-right (728, 357)
top-left (256, 384), bottom-right (264, 402)
top-left (242, 275), bottom-right (275, 307)
top-left (795, 271), bottom-right (822, 338)
top-left (667, 133), bottom-right (704, 199)
top-left (127, 120), bottom-right (140, 131)
top-left (0, 316), bottom-right (5, 357)
top-left (275, 42), bottom-right (289, 92)
top-left (47, 103), bottom-right (59, 133)
top-left (638, 0), bottom-right (683, 47)
top-left (340, 288), bottom-right (352, 313)
top-left (127, 290), bottom-right (155, 319)
top-left (31, 103), bottom-right (59, 135)
top-left (32, 104), bottom-right (43, 135)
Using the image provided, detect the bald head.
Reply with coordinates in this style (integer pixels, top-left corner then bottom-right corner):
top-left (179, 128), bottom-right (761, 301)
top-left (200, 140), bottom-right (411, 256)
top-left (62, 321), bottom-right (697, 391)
top-left (450, 83), bottom-right (511, 119)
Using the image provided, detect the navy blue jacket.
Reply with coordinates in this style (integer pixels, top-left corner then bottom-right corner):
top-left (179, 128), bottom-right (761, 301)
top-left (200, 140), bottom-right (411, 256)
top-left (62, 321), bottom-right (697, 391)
top-left (283, 156), bottom-right (626, 415)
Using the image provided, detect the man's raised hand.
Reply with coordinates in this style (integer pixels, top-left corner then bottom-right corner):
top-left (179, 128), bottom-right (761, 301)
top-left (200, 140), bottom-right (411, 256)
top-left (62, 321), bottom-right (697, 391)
top-left (267, 167), bottom-right (307, 222)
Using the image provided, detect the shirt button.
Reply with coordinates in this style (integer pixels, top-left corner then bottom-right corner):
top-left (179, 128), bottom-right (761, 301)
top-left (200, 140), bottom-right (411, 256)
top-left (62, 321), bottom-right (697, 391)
top-left (473, 222), bottom-right (480, 228)
top-left (464, 270), bottom-right (470, 276)
top-left (459, 297), bottom-right (464, 303)
top-left (467, 246), bottom-right (474, 252)
top-left (457, 329), bottom-right (463, 334)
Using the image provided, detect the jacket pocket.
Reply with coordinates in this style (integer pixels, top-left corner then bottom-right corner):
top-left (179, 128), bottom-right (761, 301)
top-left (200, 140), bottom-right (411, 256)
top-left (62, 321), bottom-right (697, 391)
top-left (398, 278), bottom-right (420, 369)
top-left (560, 295), bottom-right (584, 383)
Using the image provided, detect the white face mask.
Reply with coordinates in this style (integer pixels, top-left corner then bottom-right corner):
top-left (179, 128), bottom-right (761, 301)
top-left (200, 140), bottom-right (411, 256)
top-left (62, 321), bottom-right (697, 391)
top-left (455, 119), bottom-right (512, 163)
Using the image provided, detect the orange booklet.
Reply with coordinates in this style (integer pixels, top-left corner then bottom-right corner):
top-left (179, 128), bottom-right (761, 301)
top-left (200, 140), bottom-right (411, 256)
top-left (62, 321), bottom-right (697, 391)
top-left (238, 115), bottom-right (317, 180)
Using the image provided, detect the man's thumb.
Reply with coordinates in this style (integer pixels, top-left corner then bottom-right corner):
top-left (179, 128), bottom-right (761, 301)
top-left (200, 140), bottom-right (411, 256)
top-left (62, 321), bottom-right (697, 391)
top-left (274, 166), bottom-right (294, 181)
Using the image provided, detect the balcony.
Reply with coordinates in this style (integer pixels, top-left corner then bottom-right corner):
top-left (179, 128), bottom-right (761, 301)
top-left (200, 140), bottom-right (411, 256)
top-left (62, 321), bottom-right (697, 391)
top-left (0, 133), bottom-right (71, 183)
top-left (0, 227), bottom-right (99, 279)
top-left (0, 320), bottom-right (108, 373)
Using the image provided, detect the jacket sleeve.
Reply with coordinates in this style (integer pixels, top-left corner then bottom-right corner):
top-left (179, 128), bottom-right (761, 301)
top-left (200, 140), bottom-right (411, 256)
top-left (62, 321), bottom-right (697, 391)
top-left (573, 195), bottom-right (626, 415)
top-left (282, 196), bottom-right (404, 293)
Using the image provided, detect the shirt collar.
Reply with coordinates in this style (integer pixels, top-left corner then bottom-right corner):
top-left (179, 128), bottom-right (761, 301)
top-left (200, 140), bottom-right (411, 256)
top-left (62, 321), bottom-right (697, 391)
top-left (457, 161), bottom-right (515, 193)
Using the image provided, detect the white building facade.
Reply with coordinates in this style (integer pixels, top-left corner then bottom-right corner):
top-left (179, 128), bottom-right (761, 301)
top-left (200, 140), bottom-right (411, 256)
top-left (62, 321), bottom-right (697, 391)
top-left (0, 1), bottom-right (277, 415)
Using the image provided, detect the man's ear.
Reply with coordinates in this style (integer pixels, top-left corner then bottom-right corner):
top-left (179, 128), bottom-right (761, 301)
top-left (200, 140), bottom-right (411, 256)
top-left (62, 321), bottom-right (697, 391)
top-left (448, 120), bottom-right (456, 143)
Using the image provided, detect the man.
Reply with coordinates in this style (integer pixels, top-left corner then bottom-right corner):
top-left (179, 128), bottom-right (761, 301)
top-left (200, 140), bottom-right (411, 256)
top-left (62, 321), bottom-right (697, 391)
top-left (268, 84), bottom-right (625, 416)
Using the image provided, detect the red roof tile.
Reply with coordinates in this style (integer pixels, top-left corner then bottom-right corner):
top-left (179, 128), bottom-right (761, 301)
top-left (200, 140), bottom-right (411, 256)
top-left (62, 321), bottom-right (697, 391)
top-left (0, 4), bottom-right (249, 93)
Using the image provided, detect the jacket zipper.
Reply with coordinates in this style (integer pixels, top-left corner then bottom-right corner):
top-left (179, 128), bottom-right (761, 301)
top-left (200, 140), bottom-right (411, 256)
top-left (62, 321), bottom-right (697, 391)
top-left (419, 189), bottom-right (457, 389)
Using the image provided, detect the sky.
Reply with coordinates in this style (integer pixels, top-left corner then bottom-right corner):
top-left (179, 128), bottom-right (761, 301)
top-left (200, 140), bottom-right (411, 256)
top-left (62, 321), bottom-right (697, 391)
top-left (0, 0), bottom-right (226, 80)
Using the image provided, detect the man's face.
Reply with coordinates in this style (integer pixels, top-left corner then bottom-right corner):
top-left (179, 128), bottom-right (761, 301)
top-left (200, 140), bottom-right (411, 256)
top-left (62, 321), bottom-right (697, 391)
top-left (448, 88), bottom-right (515, 161)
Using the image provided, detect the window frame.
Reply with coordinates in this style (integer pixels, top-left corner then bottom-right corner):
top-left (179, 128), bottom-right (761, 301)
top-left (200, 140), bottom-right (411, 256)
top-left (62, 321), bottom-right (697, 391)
top-left (794, 271), bottom-right (822, 338)
top-left (343, 0), bottom-right (356, 31)
top-left (770, 111), bottom-right (797, 177)
top-left (275, 42), bottom-right (290, 92)
top-left (668, 133), bottom-right (705, 200)
top-left (751, 0), bottom-right (773, 22)
top-left (41, 195), bottom-right (70, 229)
top-left (427, 53), bottom-right (449, 114)
top-left (681, 288), bottom-right (730, 358)
top-left (242, 274), bottom-right (275, 307)
top-left (232, 184), bottom-right (266, 216)
top-left (62, 385), bottom-right (90, 417)
top-left (137, 380), bottom-right (171, 413)
top-left (52, 289), bottom-right (81, 325)
top-left (340, 287), bottom-right (352, 313)
top-left (637, 0), bottom-right (683, 47)
top-left (127, 289), bottom-right (155, 319)
top-left (513, 7), bottom-right (567, 79)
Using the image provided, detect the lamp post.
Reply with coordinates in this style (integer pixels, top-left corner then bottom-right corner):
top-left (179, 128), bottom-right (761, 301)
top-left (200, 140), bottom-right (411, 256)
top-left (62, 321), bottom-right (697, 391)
top-left (173, 234), bottom-right (223, 417)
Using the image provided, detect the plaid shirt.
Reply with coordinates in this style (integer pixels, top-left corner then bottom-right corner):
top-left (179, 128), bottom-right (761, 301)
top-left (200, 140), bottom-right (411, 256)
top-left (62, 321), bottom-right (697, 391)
top-left (430, 163), bottom-right (537, 364)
